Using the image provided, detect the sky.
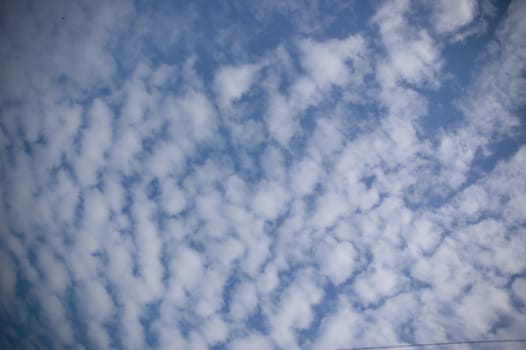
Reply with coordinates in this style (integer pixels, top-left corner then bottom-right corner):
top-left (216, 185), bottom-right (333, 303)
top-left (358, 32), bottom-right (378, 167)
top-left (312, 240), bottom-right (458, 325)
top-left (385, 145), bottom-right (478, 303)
top-left (0, 0), bottom-right (526, 349)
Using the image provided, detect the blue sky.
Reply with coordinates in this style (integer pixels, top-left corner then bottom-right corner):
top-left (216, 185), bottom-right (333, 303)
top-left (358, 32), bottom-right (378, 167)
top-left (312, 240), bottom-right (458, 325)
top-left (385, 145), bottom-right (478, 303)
top-left (1, 0), bottom-right (526, 349)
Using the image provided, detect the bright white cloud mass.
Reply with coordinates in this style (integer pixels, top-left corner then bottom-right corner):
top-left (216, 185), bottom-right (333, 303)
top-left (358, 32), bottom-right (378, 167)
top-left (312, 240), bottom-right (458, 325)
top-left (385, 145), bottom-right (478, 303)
top-left (1, 0), bottom-right (526, 349)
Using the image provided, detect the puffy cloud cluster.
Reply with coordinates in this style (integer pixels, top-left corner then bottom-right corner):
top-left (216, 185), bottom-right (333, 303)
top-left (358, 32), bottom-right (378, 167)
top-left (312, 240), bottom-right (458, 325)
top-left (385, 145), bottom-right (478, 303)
top-left (1, 0), bottom-right (525, 349)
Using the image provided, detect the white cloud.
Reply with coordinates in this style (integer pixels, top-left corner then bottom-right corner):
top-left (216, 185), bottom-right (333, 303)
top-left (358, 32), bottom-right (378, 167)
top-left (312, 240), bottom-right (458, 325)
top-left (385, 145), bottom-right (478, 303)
top-left (264, 34), bottom-right (369, 147)
top-left (171, 245), bottom-right (204, 292)
top-left (432, 0), bottom-right (478, 34)
top-left (354, 267), bottom-right (404, 305)
top-left (307, 117), bottom-right (345, 162)
top-left (457, 284), bottom-right (512, 336)
top-left (252, 180), bottom-right (289, 220)
top-left (266, 90), bottom-right (296, 147)
top-left (147, 142), bottom-right (186, 180)
top-left (173, 90), bottom-right (218, 142)
top-left (313, 300), bottom-right (361, 350)
top-left (36, 291), bottom-right (76, 347)
top-left (230, 333), bottom-right (273, 350)
top-left (75, 98), bottom-right (113, 186)
top-left (311, 191), bottom-right (348, 230)
top-left (202, 315), bottom-right (229, 345)
top-left (299, 35), bottom-right (366, 89)
top-left (35, 246), bottom-right (70, 295)
top-left (374, 0), bottom-right (442, 87)
top-left (224, 174), bottom-right (249, 206)
top-left (230, 282), bottom-right (259, 321)
top-left (215, 63), bottom-right (262, 110)
top-left (318, 239), bottom-right (356, 285)
top-left (267, 271), bottom-right (323, 349)
top-left (262, 144), bottom-right (287, 182)
top-left (290, 157), bottom-right (322, 196)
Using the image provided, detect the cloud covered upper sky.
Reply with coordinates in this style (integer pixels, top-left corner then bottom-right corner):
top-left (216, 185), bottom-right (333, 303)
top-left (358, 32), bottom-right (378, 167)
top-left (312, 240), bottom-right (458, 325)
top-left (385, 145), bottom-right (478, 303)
top-left (1, 0), bottom-right (526, 349)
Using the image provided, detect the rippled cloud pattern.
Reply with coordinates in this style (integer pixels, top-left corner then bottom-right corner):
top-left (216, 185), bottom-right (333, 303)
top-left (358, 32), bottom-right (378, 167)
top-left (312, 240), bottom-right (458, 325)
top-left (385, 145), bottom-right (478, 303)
top-left (1, 0), bottom-right (526, 349)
